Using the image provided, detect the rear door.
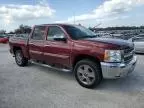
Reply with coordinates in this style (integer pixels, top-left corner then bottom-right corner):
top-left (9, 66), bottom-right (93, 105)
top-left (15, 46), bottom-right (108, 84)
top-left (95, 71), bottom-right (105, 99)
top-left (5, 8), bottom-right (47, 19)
top-left (29, 26), bottom-right (46, 60)
top-left (43, 26), bottom-right (71, 68)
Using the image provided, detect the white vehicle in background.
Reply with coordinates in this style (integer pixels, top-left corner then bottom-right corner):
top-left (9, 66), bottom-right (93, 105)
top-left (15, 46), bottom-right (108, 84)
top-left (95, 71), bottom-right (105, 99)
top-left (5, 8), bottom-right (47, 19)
top-left (131, 36), bottom-right (144, 53)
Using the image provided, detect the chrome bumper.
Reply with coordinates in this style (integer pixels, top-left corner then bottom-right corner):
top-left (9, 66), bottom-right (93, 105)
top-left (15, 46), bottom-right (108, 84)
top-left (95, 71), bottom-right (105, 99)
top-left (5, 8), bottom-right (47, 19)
top-left (101, 56), bottom-right (137, 79)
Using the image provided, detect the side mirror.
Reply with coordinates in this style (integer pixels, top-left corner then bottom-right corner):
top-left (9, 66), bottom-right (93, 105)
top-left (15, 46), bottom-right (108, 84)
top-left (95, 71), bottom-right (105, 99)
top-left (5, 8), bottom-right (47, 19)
top-left (130, 37), bottom-right (136, 42)
top-left (53, 35), bottom-right (67, 42)
top-left (132, 38), bottom-right (135, 42)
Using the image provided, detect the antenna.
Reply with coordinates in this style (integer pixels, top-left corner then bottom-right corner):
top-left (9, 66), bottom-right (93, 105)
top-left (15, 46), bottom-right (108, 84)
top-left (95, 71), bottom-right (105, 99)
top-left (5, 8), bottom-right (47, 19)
top-left (94, 23), bottom-right (102, 28)
top-left (73, 12), bottom-right (75, 24)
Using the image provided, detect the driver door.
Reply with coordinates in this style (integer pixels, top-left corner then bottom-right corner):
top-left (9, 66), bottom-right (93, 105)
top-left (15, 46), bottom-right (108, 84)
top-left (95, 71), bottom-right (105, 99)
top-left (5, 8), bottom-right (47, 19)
top-left (43, 26), bottom-right (71, 68)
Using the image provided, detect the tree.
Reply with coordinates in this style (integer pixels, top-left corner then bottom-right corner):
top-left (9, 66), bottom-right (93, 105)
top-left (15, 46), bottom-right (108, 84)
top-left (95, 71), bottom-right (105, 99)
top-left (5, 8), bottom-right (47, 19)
top-left (14, 24), bottom-right (31, 34)
top-left (8, 31), bottom-right (14, 34)
top-left (0, 30), bottom-right (6, 34)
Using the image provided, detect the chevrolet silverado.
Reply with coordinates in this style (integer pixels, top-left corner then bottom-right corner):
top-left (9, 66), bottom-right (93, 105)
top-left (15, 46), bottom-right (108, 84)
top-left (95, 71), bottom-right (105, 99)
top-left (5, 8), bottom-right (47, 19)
top-left (9, 24), bottom-right (137, 88)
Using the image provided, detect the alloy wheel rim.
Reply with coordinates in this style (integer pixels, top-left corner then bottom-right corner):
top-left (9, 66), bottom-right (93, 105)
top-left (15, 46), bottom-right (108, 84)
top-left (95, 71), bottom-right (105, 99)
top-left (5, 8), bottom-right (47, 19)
top-left (16, 52), bottom-right (22, 64)
top-left (77, 64), bottom-right (95, 85)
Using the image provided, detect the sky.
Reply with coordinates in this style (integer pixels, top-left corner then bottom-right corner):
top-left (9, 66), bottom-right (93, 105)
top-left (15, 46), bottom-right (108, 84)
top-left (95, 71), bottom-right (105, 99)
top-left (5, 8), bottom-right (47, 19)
top-left (0, 0), bottom-right (144, 32)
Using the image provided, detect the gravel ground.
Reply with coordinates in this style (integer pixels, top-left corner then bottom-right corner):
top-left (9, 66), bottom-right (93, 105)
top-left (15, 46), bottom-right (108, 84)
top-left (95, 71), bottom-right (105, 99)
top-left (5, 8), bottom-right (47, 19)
top-left (0, 44), bottom-right (144, 108)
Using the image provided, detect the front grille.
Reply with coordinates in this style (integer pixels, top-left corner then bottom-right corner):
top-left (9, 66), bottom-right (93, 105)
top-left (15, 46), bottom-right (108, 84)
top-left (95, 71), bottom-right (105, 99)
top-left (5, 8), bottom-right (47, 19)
top-left (124, 47), bottom-right (134, 63)
top-left (124, 46), bottom-right (134, 54)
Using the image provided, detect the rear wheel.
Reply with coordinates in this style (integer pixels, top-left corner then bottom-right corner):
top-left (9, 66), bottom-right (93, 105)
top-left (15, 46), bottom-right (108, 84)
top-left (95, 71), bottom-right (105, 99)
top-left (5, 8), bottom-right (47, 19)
top-left (15, 50), bottom-right (28, 66)
top-left (74, 59), bottom-right (102, 88)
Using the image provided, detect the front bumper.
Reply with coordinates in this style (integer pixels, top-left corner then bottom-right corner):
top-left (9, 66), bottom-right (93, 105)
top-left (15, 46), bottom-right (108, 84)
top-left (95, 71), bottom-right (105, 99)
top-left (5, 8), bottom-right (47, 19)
top-left (101, 56), bottom-right (137, 79)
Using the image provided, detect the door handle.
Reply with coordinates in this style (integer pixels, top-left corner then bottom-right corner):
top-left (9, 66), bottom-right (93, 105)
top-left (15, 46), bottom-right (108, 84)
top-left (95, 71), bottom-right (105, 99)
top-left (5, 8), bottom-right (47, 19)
top-left (44, 45), bottom-right (51, 47)
top-left (29, 42), bottom-right (36, 45)
top-left (29, 43), bottom-right (35, 45)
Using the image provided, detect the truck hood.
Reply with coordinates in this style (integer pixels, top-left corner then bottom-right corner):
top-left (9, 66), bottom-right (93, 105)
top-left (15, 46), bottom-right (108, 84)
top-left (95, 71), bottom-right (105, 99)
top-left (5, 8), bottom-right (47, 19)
top-left (83, 37), bottom-right (134, 49)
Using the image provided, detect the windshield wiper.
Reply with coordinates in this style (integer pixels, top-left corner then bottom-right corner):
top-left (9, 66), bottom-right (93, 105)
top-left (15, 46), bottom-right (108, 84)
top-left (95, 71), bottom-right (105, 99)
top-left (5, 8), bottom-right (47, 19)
top-left (83, 35), bottom-right (98, 38)
top-left (75, 35), bottom-right (98, 40)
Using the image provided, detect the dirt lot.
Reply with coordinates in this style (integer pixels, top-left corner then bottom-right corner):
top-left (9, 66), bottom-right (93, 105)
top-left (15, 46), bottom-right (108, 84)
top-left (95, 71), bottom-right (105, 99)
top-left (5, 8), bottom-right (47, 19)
top-left (0, 44), bottom-right (144, 108)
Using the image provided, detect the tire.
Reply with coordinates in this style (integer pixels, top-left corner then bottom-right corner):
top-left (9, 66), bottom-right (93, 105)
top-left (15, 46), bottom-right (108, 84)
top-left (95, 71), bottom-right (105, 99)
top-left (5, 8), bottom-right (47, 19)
top-left (15, 50), bottom-right (28, 66)
top-left (74, 59), bottom-right (102, 88)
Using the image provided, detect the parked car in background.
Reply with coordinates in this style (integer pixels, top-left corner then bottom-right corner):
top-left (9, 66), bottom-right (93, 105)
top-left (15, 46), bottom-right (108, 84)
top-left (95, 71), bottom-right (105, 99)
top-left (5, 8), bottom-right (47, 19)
top-left (7, 34), bottom-right (15, 38)
top-left (0, 34), bottom-right (9, 43)
top-left (13, 34), bottom-right (29, 39)
top-left (132, 37), bottom-right (144, 53)
top-left (137, 34), bottom-right (144, 38)
top-left (9, 24), bottom-right (137, 88)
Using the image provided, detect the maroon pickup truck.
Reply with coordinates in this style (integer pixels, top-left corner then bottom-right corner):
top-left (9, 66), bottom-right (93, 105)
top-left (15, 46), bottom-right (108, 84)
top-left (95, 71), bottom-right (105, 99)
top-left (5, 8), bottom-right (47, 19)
top-left (9, 24), bottom-right (137, 88)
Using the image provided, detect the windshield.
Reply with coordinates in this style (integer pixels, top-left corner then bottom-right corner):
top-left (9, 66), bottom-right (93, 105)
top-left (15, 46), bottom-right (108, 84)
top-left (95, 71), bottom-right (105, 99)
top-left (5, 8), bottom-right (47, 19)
top-left (63, 25), bottom-right (97, 40)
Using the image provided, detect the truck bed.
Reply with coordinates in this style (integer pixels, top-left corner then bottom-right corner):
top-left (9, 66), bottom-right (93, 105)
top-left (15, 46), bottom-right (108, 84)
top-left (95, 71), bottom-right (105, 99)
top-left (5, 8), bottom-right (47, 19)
top-left (9, 36), bottom-right (29, 58)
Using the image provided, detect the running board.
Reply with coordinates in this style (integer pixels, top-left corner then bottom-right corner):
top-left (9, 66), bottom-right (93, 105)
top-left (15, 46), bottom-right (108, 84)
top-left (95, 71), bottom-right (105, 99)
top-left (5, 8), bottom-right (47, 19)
top-left (31, 61), bottom-right (72, 73)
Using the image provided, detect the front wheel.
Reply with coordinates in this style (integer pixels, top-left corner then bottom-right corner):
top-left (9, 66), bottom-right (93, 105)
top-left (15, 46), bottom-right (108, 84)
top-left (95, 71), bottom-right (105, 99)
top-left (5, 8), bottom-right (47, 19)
top-left (15, 50), bottom-right (28, 66)
top-left (74, 59), bottom-right (102, 88)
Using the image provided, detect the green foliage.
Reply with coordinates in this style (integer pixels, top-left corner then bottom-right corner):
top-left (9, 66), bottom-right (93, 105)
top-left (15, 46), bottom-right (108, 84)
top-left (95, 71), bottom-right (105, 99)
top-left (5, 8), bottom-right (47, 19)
top-left (14, 24), bottom-right (32, 34)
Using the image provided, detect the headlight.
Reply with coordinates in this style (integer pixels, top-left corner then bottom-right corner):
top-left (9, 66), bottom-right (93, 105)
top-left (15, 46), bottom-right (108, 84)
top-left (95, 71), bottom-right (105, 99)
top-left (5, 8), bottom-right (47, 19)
top-left (104, 50), bottom-right (122, 63)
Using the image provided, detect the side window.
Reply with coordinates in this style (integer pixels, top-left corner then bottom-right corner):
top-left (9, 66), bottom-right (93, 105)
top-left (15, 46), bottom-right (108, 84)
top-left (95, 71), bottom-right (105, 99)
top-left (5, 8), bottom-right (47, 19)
top-left (47, 26), bottom-right (65, 41)
top-left (31, 26), bottom-right (46, 40)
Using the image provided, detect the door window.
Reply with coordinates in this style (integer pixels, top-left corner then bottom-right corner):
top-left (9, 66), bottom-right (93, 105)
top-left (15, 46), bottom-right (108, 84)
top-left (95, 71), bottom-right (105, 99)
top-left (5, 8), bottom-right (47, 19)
top-left (47, 26), bottom-right (65, 41)
top-left (31, 26), bottom-right (46, 40)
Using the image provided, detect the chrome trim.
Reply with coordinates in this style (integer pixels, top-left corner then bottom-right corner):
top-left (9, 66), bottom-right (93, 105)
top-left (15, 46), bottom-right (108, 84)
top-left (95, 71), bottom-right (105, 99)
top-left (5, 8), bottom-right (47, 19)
top-left (124, 50), bottom-right (134, 58)
top-left (101, 56), bottom-right (137, 79)
top-left (31, 61), bottom-right (71, 72)
top-left (29, 50), bottom-right (42, 55)
top-left (43, 52), bottom-right (69, 59)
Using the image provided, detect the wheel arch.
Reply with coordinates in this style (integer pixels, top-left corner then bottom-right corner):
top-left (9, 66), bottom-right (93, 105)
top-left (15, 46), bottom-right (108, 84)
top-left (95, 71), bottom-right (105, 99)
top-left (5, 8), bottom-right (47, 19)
top-left (73, 55), bottom-right (103, 88)
top-left (13, 46), bottom-right (22, 54)
top-left (73, 54), bottom-right (101, 69)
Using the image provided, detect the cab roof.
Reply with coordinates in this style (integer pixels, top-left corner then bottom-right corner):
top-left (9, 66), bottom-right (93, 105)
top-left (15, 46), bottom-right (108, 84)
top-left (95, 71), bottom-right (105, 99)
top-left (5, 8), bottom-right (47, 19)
top-left (34, 23), bottom-right (75, 27)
